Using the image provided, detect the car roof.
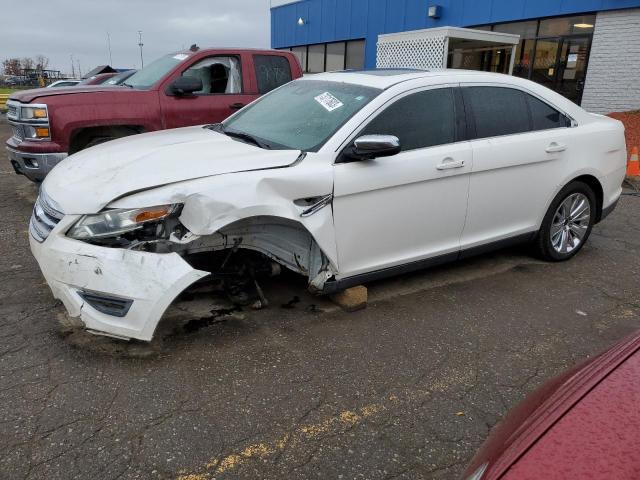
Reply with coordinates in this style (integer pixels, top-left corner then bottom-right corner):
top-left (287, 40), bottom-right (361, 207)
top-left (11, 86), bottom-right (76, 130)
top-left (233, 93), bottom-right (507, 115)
top-left (177, 47), bottom-right (293, 56)
top-left (302, 69), bottom-right (519, 90)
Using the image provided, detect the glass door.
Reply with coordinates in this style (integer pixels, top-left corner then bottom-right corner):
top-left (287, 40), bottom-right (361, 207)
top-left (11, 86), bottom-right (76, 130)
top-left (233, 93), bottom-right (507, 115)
top-left (555, 36), bottom-right (591, 104)
top-left (531, 38), bottom-right (561, 91)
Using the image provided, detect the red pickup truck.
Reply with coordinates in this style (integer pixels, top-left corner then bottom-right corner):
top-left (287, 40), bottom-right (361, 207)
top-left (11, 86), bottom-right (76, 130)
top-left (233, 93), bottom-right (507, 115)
top-left (6, 48), bottom-right (302, 182)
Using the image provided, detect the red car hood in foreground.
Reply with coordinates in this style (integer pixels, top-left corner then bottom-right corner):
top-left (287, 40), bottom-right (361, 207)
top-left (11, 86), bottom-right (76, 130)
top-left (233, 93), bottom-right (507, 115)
top-left (465, 330), bottom-right (640, 479)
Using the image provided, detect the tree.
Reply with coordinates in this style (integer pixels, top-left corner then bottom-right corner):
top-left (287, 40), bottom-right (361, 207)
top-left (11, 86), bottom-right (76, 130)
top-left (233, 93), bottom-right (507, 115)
top-left (34, 54), bottom-right (49, 72)
top-left (20, 57), bottom-right (34, 72)
top-left (2, 58), bottom-right (21, 75)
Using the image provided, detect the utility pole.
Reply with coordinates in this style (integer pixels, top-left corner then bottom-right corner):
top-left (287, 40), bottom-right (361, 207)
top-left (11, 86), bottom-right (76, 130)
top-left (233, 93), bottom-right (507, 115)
top-left (137, 30), bottom-right (144, 69)
top-left (70, 54), bottom-right (75, 78)
top-left (77, 59), bottom-right (82, 78)
top-left (107, 32), bottom-right (113, 66)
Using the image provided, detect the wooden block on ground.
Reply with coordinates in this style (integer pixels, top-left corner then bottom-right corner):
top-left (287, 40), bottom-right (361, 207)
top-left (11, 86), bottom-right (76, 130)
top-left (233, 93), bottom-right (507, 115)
top-left (330, 285), bottom-right (368, 312)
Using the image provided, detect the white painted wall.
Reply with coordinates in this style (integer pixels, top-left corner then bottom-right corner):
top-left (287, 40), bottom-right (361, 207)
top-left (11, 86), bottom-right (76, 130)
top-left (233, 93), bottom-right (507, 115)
top-left (582, 8), bottom-right (640, 114)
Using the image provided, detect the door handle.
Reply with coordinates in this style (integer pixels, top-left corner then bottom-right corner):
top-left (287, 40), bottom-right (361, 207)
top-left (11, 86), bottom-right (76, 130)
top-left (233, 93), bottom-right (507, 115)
top-left (229, 102), bottom-right (245, 110)
top-left (545, 142), bottom-right (567, 153)
top-left (436, 158), bottom-right (465, 170)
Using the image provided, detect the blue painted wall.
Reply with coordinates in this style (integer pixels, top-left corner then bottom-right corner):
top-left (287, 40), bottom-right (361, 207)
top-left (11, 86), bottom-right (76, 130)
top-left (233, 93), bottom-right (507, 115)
top-left (271, 0), bottom-right (640, 68)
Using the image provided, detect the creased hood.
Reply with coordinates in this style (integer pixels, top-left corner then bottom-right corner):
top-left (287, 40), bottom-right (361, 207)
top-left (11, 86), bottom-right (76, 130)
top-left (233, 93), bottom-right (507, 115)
top-left (43, 126), bottom-right (301, 214)
top-left (10, 85), bottom-right (125, 103)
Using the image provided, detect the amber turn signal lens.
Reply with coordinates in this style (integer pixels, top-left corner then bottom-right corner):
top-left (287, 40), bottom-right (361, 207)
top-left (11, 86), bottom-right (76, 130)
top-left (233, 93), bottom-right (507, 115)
top-left (134, 206), bottom-right (172, 223)
top-left (33, 109), bottom-right (47, 118)
top-left (35, 127), bottom-right (50, 138)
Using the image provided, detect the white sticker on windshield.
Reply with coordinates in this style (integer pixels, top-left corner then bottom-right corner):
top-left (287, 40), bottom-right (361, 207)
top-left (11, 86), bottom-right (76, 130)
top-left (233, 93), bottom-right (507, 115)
top-left (314, 92), bottom-right (344, 112)
top-left (173, 54), bottom-right (189, 61)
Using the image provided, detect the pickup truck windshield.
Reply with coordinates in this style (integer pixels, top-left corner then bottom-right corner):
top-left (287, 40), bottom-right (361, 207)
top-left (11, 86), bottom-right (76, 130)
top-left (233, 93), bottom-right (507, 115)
top-left (124, 53), bottom-right (191, 90)
top-left (222, 80), bottom-right (381, 152)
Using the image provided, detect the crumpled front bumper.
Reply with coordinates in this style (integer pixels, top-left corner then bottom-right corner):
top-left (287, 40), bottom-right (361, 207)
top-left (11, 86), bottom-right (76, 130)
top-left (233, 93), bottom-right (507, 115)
top-left (29, 216), bottom-right (209, 341)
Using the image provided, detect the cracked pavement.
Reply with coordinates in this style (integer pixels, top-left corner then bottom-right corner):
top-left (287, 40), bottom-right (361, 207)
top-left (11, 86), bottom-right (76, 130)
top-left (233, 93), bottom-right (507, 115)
top-left (1, 116), bottom-right (639, 479)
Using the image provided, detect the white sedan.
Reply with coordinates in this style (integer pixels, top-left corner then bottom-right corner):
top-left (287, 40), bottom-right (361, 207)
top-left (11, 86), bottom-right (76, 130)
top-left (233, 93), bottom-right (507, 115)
top-left (30, 70), bottom-right (627, 341)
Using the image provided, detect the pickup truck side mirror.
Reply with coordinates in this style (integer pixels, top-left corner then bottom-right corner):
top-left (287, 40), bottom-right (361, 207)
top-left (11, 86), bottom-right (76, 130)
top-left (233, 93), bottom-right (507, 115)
top-left (343, 135), bottom-right (401, 162)
top-left (170, 76), bottom-right (203, 96)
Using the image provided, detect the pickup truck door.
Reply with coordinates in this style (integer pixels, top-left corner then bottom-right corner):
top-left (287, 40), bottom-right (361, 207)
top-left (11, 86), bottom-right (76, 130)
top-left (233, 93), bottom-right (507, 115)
top-left (159, 54), bottom-right (259, 129)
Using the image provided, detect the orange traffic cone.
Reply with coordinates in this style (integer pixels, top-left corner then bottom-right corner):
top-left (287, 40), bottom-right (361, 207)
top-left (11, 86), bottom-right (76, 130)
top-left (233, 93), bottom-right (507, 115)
top-left (627, 146), bottom-right (640, 177)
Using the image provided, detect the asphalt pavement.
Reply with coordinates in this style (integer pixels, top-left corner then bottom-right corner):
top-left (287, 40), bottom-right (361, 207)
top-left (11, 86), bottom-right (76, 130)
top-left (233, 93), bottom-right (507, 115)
top-left (1, 117), bottom-right (639, 480)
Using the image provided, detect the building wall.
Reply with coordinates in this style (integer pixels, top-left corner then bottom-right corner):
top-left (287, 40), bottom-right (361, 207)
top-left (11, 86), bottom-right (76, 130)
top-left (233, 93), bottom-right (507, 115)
top-left (581, 8), bottom-right (640, 113)
top-left (271, 0), bottom-right (640, 68)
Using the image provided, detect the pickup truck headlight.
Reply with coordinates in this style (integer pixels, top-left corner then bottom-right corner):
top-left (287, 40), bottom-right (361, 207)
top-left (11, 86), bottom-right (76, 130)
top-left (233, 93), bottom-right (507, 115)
top-left (23, 125), bottom-right (50, 139)
top-left (21, 106), bottom-right (48, 120)
top-left (67, 204), bottom-right (181, 240)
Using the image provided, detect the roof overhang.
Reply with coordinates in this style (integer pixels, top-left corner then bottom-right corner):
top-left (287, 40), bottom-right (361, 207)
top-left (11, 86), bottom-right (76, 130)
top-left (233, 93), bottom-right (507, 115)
top-left (379, 26), bottom-right (520, 45)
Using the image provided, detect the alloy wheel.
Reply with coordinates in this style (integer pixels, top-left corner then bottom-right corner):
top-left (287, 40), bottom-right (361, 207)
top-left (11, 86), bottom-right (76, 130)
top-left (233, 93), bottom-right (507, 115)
top-left (550, 192), bottom-right (591, 254)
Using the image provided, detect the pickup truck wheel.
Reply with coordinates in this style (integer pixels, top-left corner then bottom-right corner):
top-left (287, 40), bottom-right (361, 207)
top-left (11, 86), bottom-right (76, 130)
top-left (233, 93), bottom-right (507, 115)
top-left (534, 181), bottom-right (596, 262)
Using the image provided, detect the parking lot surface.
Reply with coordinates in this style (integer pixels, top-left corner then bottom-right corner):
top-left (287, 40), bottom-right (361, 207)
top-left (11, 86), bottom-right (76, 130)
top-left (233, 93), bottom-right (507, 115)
top-left (1, 116), bottom-right (639, 480)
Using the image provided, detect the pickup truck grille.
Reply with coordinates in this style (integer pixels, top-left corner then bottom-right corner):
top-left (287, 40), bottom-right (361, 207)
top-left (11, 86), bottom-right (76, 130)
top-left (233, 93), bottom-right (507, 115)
top-left (30, 193), bottom-right (64, 242)
top-left (11, 124), bottom-right (24, 141)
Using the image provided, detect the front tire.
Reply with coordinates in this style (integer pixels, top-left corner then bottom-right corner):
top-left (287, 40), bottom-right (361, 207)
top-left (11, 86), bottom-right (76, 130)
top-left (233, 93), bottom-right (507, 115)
top-left (535, 181), bottom-right (596, 261)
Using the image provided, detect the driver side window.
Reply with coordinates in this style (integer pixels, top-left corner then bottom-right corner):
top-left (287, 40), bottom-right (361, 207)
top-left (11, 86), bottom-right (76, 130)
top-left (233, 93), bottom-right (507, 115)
top-left (181, 56), bottom-right (242, 95)
top-left (360, 88), bottom-right (457, 151)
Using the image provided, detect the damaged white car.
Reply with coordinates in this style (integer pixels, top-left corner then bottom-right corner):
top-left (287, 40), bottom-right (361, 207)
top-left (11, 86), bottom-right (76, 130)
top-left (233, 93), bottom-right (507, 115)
top-left (30, 70), bottom-right (626, 341)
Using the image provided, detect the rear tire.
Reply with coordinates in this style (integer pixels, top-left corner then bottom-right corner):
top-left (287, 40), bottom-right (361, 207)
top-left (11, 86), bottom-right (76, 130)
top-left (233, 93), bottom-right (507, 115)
top-left (534, 181), bottom-right (596, 262)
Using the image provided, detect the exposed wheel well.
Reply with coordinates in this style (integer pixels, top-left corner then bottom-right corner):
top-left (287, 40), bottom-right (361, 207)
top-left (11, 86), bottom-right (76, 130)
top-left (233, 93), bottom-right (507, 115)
top-left (69, 125), bottom-right (143, 154)
top-left (571, 175), bottom-right (604, 223)
top-left (172, 216), bottom-right (331, 284)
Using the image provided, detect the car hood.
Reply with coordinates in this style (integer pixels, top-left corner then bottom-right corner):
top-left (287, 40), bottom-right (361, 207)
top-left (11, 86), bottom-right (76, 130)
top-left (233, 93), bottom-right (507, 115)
top-left (43, 126), bottom-right (301, 214)
top-left (465, 330), bottom-right (640, 479)
top-left (501, 346), bottom-right (640, 479)
top-left (10, 85), bottom-right (125, 103)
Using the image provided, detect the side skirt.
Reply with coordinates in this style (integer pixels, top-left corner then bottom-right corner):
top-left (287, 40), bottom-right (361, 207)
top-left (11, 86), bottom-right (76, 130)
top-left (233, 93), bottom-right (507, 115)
top-left (321, 232), bottom-right (537, 294)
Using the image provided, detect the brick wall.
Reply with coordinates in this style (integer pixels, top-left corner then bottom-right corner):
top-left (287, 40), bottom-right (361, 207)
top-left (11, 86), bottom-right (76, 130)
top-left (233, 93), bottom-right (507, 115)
top-left (582, 8), bottom-right (640, 114)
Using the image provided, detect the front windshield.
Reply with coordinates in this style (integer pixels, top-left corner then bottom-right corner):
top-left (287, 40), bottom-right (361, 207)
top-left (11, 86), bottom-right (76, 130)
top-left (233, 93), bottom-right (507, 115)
top-left (223, 80), bottom-right (381, 152)
top-left (124, 53), bottom-right (192, 89)
top-left (105, 70), bottom-right (134, 85)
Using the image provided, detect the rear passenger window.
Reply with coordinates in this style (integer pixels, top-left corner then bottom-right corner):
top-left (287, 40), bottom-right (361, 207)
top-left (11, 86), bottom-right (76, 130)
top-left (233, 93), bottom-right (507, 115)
top-left (526, 94), bottom-right (571, 130)
top-left (254, 55), bottom-right (293, 94)
top-left (360, 88), bottom-right (456, 151)
top-left (464, 87), bottom-right (530, 138)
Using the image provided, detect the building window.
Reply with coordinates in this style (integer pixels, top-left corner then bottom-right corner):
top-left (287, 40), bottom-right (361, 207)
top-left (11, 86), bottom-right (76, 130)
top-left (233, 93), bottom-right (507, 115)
top-left (473, 14), bottom-right (596, 104)
top-left (345, 40), bottom-right (365, 70)
top-left (492, 20), bottom-right (538, 39)
top-left (279, 39), bottom-right (366, 74)
top-left (307, 44), bottom-right (326, 73)
top-left (538, 15), bottom-right (595, 37)
top-left (326, 42), bottom-right (346, 71)
top-left (291, 46), bottom-right (307, 72)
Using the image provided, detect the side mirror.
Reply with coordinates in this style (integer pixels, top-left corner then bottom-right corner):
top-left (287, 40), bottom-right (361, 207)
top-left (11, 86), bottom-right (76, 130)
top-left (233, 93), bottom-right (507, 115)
top-left (170, 76), bottom-right (203, 95)
top-left (346, 135), bottom-right (401, 161)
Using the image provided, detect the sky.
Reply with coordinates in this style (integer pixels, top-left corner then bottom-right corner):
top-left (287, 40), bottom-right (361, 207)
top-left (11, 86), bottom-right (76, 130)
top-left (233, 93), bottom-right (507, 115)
top-left (0, 0), bottom-right (273, 77)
